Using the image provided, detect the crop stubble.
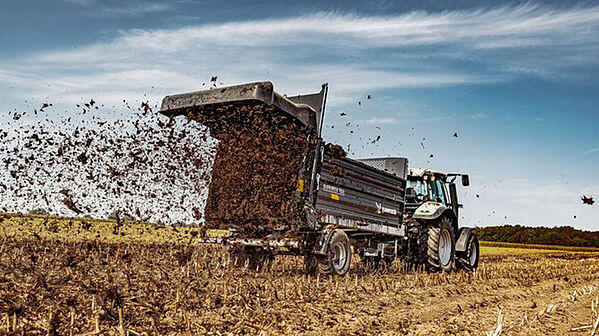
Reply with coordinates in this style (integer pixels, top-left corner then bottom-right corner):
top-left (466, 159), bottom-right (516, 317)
top-left (1, 216), bottom-right (599, 335)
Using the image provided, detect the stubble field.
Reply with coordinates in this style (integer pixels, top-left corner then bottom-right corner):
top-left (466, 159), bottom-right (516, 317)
top-left (1, 214), bottom-right (598, 335)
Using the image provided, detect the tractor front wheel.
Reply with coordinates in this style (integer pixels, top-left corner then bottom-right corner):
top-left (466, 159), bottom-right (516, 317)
top-left (457, 232), bottom-right (479, 271)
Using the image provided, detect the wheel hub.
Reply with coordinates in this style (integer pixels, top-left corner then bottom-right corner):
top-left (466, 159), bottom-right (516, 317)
top-left (438, 229), bottom-right (452, 266)
top-left (469, 240), bottom-right (477, 266)
top-left (331, 242), bottom-right (347, 271)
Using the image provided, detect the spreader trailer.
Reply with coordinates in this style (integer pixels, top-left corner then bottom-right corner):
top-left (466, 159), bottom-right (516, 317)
top-left (160, 81), bottom-right (479, 275)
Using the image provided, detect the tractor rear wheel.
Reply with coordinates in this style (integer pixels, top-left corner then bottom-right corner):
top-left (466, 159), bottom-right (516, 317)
top-left (417, 217), bottom-right (455, 272)
top-left (457, 232), bottom-right (479, 271)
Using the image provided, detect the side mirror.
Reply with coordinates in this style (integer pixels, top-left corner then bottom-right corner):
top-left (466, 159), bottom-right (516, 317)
top-left (461, 174), bottom-right (470, 186)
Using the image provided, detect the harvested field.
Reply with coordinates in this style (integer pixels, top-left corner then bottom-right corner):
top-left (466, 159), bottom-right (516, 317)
top-left (1, 215), bottom-right (599, 335)
top-left (480, 241), bottom-right (599, 253)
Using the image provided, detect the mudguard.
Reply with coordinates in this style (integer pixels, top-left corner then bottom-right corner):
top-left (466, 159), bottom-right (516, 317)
top-left (315, 225), bottom-right (338, 255)
top-left (455, 227), bottom-right (475, 252)
top-left (413, 202), bottom-right (458, 235)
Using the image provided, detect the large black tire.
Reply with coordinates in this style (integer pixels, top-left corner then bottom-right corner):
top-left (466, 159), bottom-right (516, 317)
top-left (456, 232), bottom-right (479, 271)
top-left (320, 229), bottom-right (352, 276)
top-left (417, 217), bottom-right (456, 272)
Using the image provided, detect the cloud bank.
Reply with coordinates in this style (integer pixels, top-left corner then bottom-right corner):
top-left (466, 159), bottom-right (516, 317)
top-left (1, 3), bottom-right (598, 110)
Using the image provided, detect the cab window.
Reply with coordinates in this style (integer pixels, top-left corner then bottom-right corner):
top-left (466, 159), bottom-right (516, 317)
top-left (408, 180), bottom-right (428, 201)
top-left (433, 179), bottom-right (447, 204)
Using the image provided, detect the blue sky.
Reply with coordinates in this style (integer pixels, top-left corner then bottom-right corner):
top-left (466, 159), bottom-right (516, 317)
top-left (1, 0), bottom-right (598, 230)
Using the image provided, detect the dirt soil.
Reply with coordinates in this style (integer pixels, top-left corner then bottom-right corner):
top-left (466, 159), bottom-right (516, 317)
top-left (323, 143), bottom-right (346, 158)
top-left (187, 102), bottom-right (313, 238)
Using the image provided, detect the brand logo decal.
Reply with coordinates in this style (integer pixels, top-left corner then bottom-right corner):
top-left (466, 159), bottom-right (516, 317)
top-left (322, 184), bottom-right (345, 195)
top-left (375, 202), bottom-right (397, 215)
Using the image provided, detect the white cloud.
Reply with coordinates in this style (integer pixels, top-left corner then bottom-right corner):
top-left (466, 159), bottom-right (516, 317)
top-left (468, 113), bottom-right (488, 120)
top-left (93, 3), bottom-right (174, 17)
top-left (584, 147), bottom-right (599, 155)
top-left (1, 4), bottom-right (598, 112)
top-left (366, 117), bottom-right (397, 124)
top-left (30, 4), bottom-right (599, 60)
top-left (69, 4), bottom-right (597, 49)
top-left (63, 0), bottom-right (174, 17)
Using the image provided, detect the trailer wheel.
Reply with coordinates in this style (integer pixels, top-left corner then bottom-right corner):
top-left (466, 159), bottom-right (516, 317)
top-left (321, 230), bottom-right (351, 276)
top-left (418, 217), bottom-right (455, 272)
top-left (457, 232), bottom-right (479, 271)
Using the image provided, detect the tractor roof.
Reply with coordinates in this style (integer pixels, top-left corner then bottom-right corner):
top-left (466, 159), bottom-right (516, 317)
top-left (408, 168), bottom-right (447, 178)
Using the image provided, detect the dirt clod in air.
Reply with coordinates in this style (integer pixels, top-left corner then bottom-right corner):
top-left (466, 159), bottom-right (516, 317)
top-left (581, 195), bottom-right (595, 206)
top-left (324, 143), bottom-right (346, 158)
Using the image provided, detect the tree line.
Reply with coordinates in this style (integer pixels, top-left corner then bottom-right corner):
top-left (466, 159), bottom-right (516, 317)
top-left (475, 225), bottom-right (599, 247)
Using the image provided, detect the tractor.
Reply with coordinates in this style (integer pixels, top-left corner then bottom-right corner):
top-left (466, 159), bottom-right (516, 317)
top-left (402, 168), bottom-right (479, 272)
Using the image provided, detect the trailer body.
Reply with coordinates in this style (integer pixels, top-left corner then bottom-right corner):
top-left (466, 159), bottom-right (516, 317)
top-left (316, 154), bottom-right (406, 237)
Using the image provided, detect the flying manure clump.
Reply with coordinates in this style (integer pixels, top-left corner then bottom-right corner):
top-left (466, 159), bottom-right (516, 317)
top-left (0, 100), bottom-right (217, 226)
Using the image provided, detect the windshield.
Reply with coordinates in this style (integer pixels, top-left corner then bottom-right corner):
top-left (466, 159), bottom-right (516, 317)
top-left (408, 180), bottom-right (428, 200)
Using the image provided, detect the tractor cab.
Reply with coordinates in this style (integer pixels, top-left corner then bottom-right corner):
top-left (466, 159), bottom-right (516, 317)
top-left (405, 168), bottom-right (469, 221)
top-left (403, 168), bottom-right (478, 272)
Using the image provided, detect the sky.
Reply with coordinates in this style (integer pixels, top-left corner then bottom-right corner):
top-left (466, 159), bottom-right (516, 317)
top-left (1, 0), bottom-right (598, 230)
